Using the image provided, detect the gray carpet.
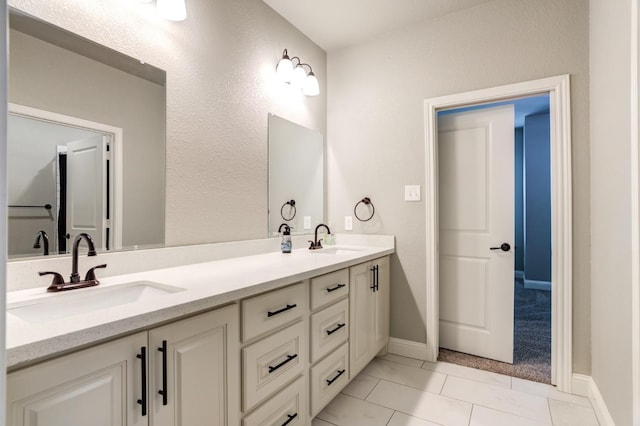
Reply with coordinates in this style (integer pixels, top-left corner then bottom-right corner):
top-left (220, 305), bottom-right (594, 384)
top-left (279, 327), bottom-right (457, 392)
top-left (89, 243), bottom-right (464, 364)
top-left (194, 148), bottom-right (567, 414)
top-left (438, 278), bottom-right (552, 384)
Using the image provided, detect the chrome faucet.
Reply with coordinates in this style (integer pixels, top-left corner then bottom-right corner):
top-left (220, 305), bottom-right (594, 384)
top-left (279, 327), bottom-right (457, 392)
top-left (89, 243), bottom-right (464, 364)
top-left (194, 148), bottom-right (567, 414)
top-left (309, 224), bottom-right (331, 250)
top-left (33, 230), bottom-right (49, 256)
top-left (39, 232), bottom-right (107, 292)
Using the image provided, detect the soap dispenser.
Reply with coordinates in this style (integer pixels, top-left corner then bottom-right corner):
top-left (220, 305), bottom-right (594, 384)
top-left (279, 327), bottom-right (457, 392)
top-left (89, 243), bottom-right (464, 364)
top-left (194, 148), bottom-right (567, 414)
top-left (278, 223), bottom-right (292, 253)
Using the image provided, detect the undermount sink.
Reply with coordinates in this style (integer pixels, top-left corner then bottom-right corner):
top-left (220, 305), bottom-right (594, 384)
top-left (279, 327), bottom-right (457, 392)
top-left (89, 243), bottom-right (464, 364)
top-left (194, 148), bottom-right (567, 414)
top-left (7, 281), bottom-right (185, 323)
top-left (313, 247), bottom-right (363, 255)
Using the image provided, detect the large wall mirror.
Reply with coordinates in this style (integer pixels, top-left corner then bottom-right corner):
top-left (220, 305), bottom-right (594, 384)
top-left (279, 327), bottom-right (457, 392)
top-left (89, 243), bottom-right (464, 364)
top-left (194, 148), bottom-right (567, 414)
top-left (7, 9), bottom-right (166, 259)
top-left (268, 114), bottom-right (324, 236)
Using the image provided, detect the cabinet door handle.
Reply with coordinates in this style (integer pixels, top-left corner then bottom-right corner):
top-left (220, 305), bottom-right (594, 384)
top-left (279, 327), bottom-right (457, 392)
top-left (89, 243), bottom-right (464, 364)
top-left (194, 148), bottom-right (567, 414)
top-left (370, 266), bottom-right (376, 292)
top-left (267, 304), bottom-right (297, 317)
top-left (326, 369), bottom-right (346, 386)
top-left (326, 323), bottom-right (346, 335)
top-left (326, 283), bottom-right (346, 293)
top-left (375, 265), bottom-right (379, 291)
top-left (268, 353), bottom-right (298, 373)
top-left (136, 346), bottom-right (147, 416)
top-left (282, 413), bottom-right (298, 426)
top-left (158, 340), bottom-right (168, 406)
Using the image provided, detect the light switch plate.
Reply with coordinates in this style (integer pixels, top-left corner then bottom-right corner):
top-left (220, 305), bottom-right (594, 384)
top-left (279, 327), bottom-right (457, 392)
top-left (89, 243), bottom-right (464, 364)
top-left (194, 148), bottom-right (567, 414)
top-left (405, 185), bottom-right (421, 201)
top-left (344, 216), bottom-right (353, 231)
top-left (303, 216), bottom-right (311, 229)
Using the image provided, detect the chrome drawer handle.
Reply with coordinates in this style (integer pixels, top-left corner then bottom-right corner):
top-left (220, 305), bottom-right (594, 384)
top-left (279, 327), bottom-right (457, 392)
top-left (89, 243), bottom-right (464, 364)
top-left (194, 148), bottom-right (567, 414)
top-left (326, 369), bottom-right (346, 386)
top-left (267, 304), bottom-right (297, 317)
top-left (326, 283), bottom-right (346, 293)
top-left (326, 323), bottom-right (346, 335)
top-left (282, 413), bottom-right (298, 426)
top-left (268, 353), bottom-right (298, 373)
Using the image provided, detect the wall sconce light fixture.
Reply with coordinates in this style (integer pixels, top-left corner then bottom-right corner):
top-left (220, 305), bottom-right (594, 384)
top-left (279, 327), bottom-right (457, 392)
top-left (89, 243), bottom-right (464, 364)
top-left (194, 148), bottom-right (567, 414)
top-left (139, 0), bottom-right (187, 21)
top-left (276, 49), bottom-right (319, 96)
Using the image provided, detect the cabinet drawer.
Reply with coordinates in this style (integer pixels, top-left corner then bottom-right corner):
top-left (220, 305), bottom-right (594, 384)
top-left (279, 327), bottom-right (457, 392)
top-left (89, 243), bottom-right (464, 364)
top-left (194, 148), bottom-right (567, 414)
top-left (242, 321), bottom-right (307, 412)
top-left (242, 282), bottom-right (307, 342)
top-left (310, 298), bottom-right (349, 364)
top-left (310, 342), bottom-right (349, 417)
top-left (242, 375), bottom-right (307, 426)
top-left (310, 268), bottom-right (349, 311)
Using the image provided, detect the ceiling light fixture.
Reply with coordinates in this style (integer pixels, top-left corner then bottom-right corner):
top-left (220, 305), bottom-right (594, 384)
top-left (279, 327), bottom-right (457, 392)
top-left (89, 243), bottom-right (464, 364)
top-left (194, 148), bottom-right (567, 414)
top-left (276, 49), bottom-right (319, 96)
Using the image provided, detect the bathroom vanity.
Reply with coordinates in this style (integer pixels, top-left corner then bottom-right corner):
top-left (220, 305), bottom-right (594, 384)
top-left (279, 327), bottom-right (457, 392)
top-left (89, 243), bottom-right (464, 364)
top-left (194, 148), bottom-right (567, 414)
top-left (5, 235), bottom-right (394, 426)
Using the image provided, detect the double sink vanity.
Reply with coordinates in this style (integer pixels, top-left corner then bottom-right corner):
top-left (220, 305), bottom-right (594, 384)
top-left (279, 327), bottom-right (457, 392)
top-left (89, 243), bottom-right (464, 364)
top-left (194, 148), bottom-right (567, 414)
top-left (5, 234), bottom-right (394, 425)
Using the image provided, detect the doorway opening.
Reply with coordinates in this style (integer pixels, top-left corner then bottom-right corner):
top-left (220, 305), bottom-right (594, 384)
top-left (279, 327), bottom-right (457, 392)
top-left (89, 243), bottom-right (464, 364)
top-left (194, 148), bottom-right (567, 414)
top-left (424, 75), bottom-right (573, 392)
top-left (8, 103), bottom-right (123, 257)
top-left (436, 95), bottom-right (552, 384)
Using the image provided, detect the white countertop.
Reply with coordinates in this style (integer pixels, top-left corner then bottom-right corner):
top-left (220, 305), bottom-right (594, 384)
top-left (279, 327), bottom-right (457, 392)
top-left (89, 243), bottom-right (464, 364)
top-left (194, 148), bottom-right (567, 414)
top-left (6, 237), bottom-right (394, 369)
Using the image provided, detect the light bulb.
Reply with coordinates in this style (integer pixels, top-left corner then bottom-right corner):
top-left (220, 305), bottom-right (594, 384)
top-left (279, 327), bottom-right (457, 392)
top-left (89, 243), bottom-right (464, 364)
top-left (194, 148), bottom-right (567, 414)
top-left (303, 71), bottom-right (320, 96)
top-left (291, 66), bottom-right (308, 89)
top-left (157, 0), bottom-right (187, 21)
top-left (276, 54), bottom-right (294, 83)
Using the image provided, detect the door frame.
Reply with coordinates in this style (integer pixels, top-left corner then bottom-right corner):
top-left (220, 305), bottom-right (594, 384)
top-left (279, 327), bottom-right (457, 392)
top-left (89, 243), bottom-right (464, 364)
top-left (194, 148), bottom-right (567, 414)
top-left (8, 103), bottom-right (124, 250)
top-left (423, 75), bottom-right (573, 392)
top-left (631, 0), bottom-right (640, 420)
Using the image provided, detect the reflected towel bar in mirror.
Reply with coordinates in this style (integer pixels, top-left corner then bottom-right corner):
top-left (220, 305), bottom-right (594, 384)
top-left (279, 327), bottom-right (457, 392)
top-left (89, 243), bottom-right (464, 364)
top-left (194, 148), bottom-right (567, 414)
top-left (9, 204), bottom-right (52, 210)
top-left (280, 199), bottom-right (296, 221)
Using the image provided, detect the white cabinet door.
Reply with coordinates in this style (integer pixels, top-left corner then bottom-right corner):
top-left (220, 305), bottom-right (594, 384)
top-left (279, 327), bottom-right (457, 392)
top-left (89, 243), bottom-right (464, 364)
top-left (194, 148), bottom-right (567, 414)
top-left (149, 304), bottom-right (240, 426)
top-left (6, 332), bottom-right (147, 426)
top-left (349, 257), bottom-right (390, 378)
top-left (349, 261), bottom-right (375, 378)
top-left (373, 257), bottom-right (390, 353)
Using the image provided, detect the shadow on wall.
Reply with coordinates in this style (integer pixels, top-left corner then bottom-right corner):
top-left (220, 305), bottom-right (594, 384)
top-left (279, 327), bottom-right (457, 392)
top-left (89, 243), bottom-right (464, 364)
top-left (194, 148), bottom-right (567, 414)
top-left (389, 252), bottom-right (426, 343)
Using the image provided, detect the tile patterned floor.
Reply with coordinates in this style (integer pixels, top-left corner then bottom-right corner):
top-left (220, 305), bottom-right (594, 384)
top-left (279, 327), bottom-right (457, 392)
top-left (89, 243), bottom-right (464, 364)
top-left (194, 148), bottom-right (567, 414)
top-left (312, 354), bottom-right (599, 426)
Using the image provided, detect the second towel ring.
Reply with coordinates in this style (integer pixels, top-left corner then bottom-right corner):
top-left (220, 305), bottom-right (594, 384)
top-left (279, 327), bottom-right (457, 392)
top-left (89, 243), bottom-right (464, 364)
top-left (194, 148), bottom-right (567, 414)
top-left (281, 199), bottom-right (296, 221)
top-left (354, 197), bottom-right (375, 222)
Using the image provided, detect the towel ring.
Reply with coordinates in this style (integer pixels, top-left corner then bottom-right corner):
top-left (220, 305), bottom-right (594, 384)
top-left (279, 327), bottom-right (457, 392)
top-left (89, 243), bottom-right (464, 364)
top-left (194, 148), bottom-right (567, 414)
top-left (354, 197), bottom-right (375, 222)
top-left (280, 199), bottom-right (296, 221)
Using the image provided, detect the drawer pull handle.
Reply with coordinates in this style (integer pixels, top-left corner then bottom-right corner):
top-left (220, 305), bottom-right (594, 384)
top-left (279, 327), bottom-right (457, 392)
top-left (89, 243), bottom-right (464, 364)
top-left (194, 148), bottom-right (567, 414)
top-left (326, 369), bottom-right (346, 386)
top-left (268, 353), bottom-right (298, 373)
top-left (158, 340), bottom-right (168, 406)
top-left (282, 413), bottom-right (298, 426)
top-left (267, 304), bottom-right (297, 317)
top-left (136, 346), bottom-right (147, 416)
top-left (326, 283), bottom-right (346, 293)
top-left (326, 323), bottom-right (346, 335)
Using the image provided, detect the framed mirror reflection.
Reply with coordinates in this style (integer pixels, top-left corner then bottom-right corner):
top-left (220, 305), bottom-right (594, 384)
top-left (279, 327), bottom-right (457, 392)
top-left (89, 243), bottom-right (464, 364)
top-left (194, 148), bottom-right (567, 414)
top-left (7, 8), bottom-right (166, 259)
top-left (268, 114), bottom-right (324, 237)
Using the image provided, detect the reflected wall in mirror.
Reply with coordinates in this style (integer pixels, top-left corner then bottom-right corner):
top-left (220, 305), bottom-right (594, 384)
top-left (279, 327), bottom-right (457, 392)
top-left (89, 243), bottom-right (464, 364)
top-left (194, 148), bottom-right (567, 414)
top-left (268, 114), bottom-right (324, 236)
top-left (7, 9), bottom-right (166, 259)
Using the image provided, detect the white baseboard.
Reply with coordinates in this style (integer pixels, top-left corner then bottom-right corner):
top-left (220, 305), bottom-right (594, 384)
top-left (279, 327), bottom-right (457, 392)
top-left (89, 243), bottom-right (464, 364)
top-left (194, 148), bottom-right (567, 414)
top-left (524, 279), bottom-right (551, 291)
top-left (572, 374), bottom-right (616, 426)
top-left (515, 270), bottom-right (525, 280)
top-left (387, 337), bottom-right (428, 360)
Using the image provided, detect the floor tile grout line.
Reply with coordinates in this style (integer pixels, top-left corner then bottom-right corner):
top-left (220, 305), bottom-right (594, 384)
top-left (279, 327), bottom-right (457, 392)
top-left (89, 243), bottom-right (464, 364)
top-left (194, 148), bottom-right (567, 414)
top-left (362, 377), bottom-right (383, 401)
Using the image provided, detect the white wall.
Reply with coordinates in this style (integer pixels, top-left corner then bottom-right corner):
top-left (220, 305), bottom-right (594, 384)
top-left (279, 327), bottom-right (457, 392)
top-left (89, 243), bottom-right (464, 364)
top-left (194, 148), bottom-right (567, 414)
top-left (9, 0), bottom-right (327, 246)
top-left (327, 0), bottom-right (591, 373)
top-left (589, 0), bottom-right (633, 423)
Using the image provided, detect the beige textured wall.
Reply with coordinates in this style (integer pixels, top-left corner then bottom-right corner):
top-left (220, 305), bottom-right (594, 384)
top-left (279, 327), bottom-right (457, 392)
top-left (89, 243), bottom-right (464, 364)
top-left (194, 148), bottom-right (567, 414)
top-left (327, 0), bottom-right (591, 373)
top-left (589, 0), bottom-right (633, 423)
top-left (9, 0), bottom-right (327, 246)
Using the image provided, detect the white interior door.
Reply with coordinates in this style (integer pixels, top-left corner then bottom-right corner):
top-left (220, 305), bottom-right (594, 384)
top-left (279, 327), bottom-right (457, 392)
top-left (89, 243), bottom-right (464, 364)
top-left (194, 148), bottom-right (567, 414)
top-left (438, 105), bottom-right (515, 364)
top-left (66, 135), bottom-right (107, 250)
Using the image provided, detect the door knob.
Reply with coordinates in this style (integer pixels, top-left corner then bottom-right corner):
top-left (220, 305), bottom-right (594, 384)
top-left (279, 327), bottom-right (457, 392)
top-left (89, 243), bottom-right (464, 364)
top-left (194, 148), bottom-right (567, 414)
top-left (490, 243), bottom-right (511, 252)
